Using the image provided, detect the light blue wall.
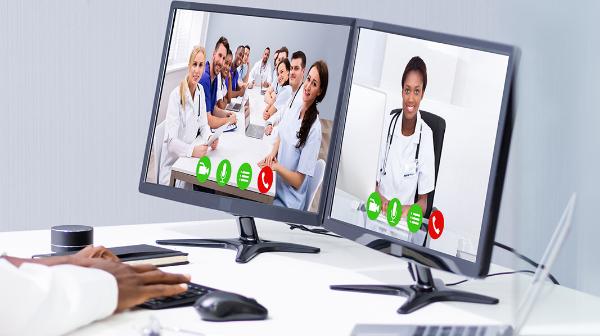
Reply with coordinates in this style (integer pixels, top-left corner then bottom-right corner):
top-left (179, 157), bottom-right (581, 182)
top-left (1, 0), bottom-right (599, 296)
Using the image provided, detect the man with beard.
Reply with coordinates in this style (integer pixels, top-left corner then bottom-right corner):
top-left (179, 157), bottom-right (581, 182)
top-left (199, 36), bottom-right (236, 128)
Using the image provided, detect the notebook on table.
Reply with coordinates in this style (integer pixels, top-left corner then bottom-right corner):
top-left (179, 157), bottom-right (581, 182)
top-left (33, 244), bottom-right (189, 267)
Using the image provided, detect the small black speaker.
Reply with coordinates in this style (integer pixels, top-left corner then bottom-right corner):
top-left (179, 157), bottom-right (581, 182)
top-left (51, 225), bottom-right (93, 253)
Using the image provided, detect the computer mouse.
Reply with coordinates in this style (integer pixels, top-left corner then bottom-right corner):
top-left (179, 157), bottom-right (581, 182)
top-left (194, 290), bottom-right (268, 322)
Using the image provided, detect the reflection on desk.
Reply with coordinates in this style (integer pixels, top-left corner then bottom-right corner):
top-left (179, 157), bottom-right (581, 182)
top-left (170, 88), bottom-right (278, 204)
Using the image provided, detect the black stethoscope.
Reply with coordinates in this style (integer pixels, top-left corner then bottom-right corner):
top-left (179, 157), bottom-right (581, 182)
top-left (379, 109), bottom-right (422, 178)
top-left (288, 84), bottom-right (301, 109)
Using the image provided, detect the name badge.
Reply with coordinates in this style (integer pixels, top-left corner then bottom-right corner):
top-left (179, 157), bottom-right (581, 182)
top-left (403, 161), bottom-right (418, 177)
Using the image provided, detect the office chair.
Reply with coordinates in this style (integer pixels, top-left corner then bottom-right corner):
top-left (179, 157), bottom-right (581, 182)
top-left (419, 110), bottom-right (446, 219)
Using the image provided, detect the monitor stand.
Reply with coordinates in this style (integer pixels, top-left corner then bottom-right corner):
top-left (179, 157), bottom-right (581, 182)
top-left (330, 263), bottom-right (498, 314)
top-left (156, 216), bottom-right (320, 263)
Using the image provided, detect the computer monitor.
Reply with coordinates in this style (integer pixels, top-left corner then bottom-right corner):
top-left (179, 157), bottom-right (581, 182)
top-left (139, 2), bottom-right (354, 262)
top-left (324, 19), bottom-right (516, 313)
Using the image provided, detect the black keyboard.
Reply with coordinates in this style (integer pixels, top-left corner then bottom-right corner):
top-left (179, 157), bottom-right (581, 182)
top-left (139, 282), bottom-right (214, 310)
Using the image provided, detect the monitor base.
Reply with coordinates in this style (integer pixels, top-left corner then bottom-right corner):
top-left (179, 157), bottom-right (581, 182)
top-left (330, 264), bottom-right (498, 314)
top-left (156, 216), bottom-right (320, 263)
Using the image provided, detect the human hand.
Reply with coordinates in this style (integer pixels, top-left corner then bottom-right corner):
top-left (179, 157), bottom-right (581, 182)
top-left (258, 153), bottom-right (276, 168)
top-left (82, 259), bottom-right (190, 313)
top-left (263, 109), bottom-right (271, 120)
top-left (379, 192), bottom-right (389, 213)
top-left (270, 160), bottom-right (280, 172)
top-left (264, 125), bottom-right (273, 136)
top-left (74, 245), bottom-right (119, 262)
top-left (227, 113), bottom-right (237, 125)
top-left (192, 145), bottom-right (209, 158)
top-left (210, 138), bottom-right (219, 150)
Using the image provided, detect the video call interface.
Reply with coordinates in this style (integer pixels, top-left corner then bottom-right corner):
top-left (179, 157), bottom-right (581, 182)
top-left (331, 28), bottom-right (509, 260)
top-left (146, 9), bottom-right (349, 213)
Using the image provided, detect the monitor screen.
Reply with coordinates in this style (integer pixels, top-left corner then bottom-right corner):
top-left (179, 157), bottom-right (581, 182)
top-left (329, 27), bottom-right (511, 264)
top-left (142, 4), bottom-right (352, 221)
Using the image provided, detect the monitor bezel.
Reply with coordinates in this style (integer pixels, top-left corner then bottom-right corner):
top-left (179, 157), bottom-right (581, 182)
top-left (323, 18), bottom-right (517, 278)
top-left (139, 1), bottom-right (356, 226)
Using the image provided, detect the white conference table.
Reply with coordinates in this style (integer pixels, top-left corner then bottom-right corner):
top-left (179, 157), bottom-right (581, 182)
top-left (170, 87), bottom-right (278, 203)
top-left (1, 219), bottom-right (600, 336)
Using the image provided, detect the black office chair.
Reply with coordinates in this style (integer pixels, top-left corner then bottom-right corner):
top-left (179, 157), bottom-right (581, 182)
top-left (419, 110), bottom-right (446, 219)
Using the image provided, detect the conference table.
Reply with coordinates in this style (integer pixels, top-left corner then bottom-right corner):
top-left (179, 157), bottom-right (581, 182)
top-left (2, 219), bottom-right (599, 336)
top-left (170, 87), bottom-right (278, 204)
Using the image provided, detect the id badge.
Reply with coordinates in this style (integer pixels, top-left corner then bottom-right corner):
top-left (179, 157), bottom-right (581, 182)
top-left (403, 160), bottom-right (418, 177)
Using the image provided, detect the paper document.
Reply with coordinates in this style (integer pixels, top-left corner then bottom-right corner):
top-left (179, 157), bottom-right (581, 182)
top-left (207, 123), bottom-right (231, 146)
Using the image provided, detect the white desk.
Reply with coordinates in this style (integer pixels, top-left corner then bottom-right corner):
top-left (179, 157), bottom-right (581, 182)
top-left (170, 88), bottom-right (278, 203)
top-left (1, 219), bottom-right (599, 336)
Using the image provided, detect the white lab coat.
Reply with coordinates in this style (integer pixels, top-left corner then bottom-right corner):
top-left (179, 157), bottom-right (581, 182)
top-left (216, 73), bottom-right (228, 103)
top-left (248, 60), bottom-right (272, 86)
top-left (267, 84), bottom-right (303, 127)
top-left (0, 258), bottom-right (117, 336)
top-left (377, 111), bottom-right (435, 205)
top-left (159, 83), bottom-right (212, 187)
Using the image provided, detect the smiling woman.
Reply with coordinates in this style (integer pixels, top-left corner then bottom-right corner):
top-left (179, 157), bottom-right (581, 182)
top-left (259, 60), bottom-right (329, 210)
top-left (159, 45), bottom-right (219, 188)
top-left (376, 56), bottom-right (435, 218)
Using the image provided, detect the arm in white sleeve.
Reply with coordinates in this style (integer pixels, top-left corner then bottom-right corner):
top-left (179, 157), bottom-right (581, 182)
top-left (249, 62), bottom-right (261, 84)
top-left (197, 86), bottom-right (212, 143)
top-left (0, 259), bottom-right (118, 336)
top-left (165, 90), bottom-right (194, 158)
top-left (267, 109), bottom-right (282, 127)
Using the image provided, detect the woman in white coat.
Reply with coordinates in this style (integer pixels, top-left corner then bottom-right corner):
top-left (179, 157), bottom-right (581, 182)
top-left (159, 46), bottom-right (219, 187)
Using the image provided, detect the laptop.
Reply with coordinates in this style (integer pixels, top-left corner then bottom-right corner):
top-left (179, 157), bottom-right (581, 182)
top-left (245, 104), bottom-right (265, 139)
top-left (225, 101), bottom-right (242, 112)
top-left (351, 194), bottom-right (577, 336)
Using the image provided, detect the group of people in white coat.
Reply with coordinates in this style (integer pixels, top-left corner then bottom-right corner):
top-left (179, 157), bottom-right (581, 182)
top-left (157, 36), bottom-right (330, 211)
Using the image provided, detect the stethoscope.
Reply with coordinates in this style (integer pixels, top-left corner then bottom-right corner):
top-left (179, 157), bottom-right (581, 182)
top-left (379, 109), bottom-right (422, 179)
top-left (288, 84), bottom-right (301, 109)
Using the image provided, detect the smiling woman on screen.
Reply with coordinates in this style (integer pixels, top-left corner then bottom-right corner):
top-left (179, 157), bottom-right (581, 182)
top-left (259, 60), bottom-right (328, 210)
top-left (159, 46), bottom-right (219, 187)
top-left (375, 56), bottom-right (435, 218)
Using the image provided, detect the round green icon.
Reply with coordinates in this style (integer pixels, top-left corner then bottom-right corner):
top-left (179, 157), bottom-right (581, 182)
top-left (407, 203), bottom-right (423, 233)
top-left (236, 163), bottom-right (253, 190)
top-left (216, 159), bottom-right (232, 186)
top-left (386, 198), bottom-right (402, 227)
top-left (196, 156), bottom-right (211, 183)
top-left (366, 192), bottom-right (382, 220)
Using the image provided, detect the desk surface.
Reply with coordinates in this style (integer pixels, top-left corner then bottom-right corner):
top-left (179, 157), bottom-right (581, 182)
top-left (1, 219), bottom-right (599, 336)
top-left (171, 87), bottom-right (278, 199)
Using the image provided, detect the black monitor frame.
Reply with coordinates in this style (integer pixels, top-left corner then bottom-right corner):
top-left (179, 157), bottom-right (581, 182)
top-left (139, 1), bottom-right (356, 227)
top-left (323, 18), bottom-right (517, 278)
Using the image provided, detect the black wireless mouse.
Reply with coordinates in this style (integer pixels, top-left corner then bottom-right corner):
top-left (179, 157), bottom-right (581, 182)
top-left (194, 291), bottom-right (268, 322)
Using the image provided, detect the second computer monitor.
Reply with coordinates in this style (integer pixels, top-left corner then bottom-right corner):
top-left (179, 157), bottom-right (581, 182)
top-left (327, 22), bottom-right (514, 277)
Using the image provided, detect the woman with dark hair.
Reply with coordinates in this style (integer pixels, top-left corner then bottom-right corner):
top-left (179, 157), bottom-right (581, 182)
top-left (259, 60), bottom-right (328, 210)
top-left (376, 56), bottom-right (435, 218)
top-left (262, 58), bottom-right (292, 131)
